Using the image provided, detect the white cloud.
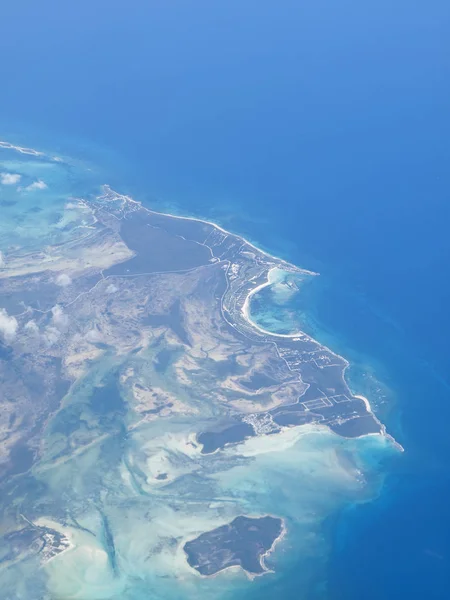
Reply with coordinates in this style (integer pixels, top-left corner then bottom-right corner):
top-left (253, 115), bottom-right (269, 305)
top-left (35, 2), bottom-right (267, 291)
top-left (51, 304), bottom-right (69, 330)
top-left (106, 284), bottom-right (118, 294)
top-left (43, 325), bottom-right (61, 346)
top-left (55, 273), bottom-right (72, 287)
top-left (0, 308), bottom-right (18, 343)
top-left (0, 172), bottom-right (21, 185)
top-left (23, 179), bottom-right (48, 191)
top-left (85, 329), bottom-right (103, 343)
top-left (0, 252), bottom-right (4, 268)
top-left (24, 320), bottom-right (39, 334)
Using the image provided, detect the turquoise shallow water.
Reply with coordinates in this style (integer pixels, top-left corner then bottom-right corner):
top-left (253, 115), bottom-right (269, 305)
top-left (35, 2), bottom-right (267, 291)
top-left (1, 0), bottom-right (449, 597)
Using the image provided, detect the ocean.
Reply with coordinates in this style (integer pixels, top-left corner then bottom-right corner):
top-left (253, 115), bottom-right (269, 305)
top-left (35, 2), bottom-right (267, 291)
top-left (1, 0), bottom-right (449, 598)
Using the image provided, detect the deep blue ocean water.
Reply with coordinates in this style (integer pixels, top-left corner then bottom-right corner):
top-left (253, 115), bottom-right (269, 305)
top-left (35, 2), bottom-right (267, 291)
top-left (1, 1), bottom-right (449, 598)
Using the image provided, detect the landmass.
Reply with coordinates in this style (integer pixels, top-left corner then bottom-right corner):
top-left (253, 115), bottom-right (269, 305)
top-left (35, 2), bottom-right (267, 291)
top-left (0, 182), bottom-right (389, 480)
top-left (184, 516), bottom-right (284, 577)
top-left (0, 141), bottom-right (398, 597)
top-left (0, 516), bottom-right (72, 569)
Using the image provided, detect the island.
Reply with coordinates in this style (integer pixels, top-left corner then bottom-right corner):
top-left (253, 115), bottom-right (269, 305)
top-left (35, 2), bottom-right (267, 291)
top-left (184, 516), bottom-right (284, 577)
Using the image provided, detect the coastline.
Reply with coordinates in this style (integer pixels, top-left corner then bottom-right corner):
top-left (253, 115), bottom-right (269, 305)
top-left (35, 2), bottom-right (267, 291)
top-left (241, 266), bottom-right (316, 340)
top-left (236, 260), bottom-right (401, 450)
top-left (258, 518), bottom-right (287, 574)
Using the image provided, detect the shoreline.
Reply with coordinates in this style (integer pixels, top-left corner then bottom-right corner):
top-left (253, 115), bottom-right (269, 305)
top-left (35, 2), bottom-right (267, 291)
top-left (258, 517), bottom-right (287, 575)
top-left (98, 184), bottom-right (318, 277)
top-left (241, 266), bottom-right (315, 340)
top-left (237, 264), bottom-right (397, 445)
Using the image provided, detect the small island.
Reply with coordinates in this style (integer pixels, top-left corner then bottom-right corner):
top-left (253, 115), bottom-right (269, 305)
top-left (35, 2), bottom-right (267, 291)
top-left (184, 515), bottom-right (284, 577)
